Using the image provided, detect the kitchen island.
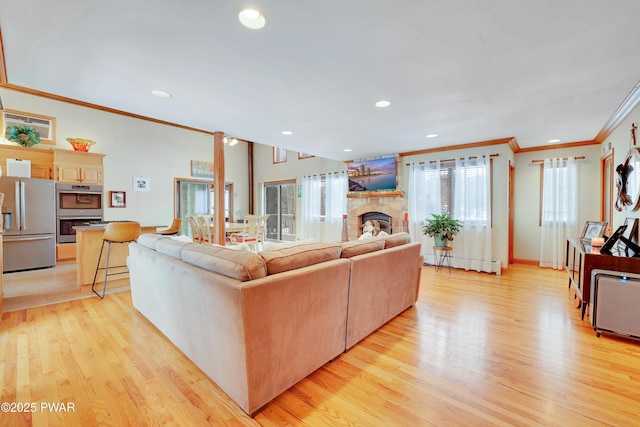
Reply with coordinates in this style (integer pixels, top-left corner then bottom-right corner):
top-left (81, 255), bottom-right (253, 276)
top-left (75, 224), bottom-right (160, 289)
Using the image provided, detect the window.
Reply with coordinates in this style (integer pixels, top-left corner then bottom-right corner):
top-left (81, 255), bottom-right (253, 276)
top-left (540, 160), bottom-right (576, 224)
top-left (437, 160), bottom-right (491, 223)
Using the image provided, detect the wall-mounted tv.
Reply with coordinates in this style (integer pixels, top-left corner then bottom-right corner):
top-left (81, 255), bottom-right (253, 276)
top-left (347, 157), bottom-right (397, 192)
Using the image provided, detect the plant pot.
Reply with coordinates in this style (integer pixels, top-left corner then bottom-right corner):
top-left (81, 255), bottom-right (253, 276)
top-left (434, 234), bottom-right (450, 247)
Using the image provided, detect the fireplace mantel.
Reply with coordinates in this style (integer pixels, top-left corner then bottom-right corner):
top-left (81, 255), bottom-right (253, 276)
top-left (347, 191), bottom-right (404, 199)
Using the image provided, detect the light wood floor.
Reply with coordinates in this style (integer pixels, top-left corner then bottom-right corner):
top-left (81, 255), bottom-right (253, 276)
top-left (2, 264), bottom-right (640, 426)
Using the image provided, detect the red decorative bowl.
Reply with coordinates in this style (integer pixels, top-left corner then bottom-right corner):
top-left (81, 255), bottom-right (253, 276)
top-left (66, 138), bottom-right (96, 152)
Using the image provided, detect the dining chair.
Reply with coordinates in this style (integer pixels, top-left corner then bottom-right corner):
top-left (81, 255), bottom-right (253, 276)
top-left (196, 215), bottom-right (213, 244)
top-left (187, 216), bottom-right (202, 243)
top-left (241, 214), bottom-right (269, 251)
top-left (158, 218), bottom-right (182, 235)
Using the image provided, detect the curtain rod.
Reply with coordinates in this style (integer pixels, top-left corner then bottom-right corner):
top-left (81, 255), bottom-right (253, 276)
top-left (530, 156), bottom-right (586, 164)
top-left (303, 171), bottom-right (346, 178)
top-left (404, 153), bottom-right (499, 166)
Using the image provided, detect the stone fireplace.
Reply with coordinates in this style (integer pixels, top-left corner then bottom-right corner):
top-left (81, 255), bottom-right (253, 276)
top-left (346, 191), bottom-right (408, 240)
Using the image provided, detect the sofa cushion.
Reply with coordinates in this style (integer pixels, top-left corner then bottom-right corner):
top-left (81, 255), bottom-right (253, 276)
top-left (340, 238), bottom-right (385, 258)
top-left (155, 238), bottom-right (191, 259)
top-left (384, 232), bottom-right (411, 248)
top-left (181, 244), bottom-right (267, 281)
top-left (138, 233), bottom-right (165, 249)
top-left (262, 238), bottom-right (315, 251)
top-left (259, 242), bottom-right (342, 275)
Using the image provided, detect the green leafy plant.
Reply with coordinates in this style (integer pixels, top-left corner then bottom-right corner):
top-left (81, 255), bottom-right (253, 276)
top-left (422, 212), bottom-right (463, 241)
top-left (5, 126), bottom-right (40, 147)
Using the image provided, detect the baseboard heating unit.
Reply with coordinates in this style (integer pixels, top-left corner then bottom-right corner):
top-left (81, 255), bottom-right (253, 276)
top-left (590, 269), bottom-right (640, 340)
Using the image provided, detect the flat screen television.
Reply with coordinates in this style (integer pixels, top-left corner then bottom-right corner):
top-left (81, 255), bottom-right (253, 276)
top-left (347, 157), bottom-right (397, 192)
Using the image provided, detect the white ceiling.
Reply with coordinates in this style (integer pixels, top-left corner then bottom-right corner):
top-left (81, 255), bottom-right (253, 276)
top-left (2, 0), bottom-right (640, 161)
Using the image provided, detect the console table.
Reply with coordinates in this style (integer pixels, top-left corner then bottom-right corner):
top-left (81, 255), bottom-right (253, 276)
top-left (565, 237), bottom-right (640, 319)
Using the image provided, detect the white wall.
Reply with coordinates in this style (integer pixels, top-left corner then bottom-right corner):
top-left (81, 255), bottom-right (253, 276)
top-left (513, 145), bottom-right (602, 261)
top-left (0, 88), bottom-right (249, 226)
top-left (600, 103), bottom-right (640, 231)
top-left (252, 143), bottom-right (347, 211)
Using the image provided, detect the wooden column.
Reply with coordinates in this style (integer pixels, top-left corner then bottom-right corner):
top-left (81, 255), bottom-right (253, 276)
top-left (213, 132), bottom-right (226, 245)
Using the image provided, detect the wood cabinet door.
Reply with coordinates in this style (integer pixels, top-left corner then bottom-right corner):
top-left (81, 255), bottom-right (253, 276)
top-left (56, 165), bottom-right (82, 183)
top-left (81, 167), bottom-right (103, 185)
top-left (31, 164), bottom-right (52, 179)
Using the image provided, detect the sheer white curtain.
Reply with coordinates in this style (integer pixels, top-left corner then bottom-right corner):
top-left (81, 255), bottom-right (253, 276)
top-left (539, 157), bottom-right (578, 269)
top-left (301, 174), bottom-right (322, 241)
top-left (453, 156), bottom-right (493, 273)
top-left (324, 171), bottom-right (348, 241)
top-left (408, 160), bottom-right (441, 261)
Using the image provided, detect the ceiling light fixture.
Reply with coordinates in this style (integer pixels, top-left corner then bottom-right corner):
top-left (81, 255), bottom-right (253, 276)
top-left (151, 90), bottom-right (171, 98)
top-left (375, 100), bottom-right (391, 108)
top-left (281, 130), bottom-right (293, 135)
top-left (548, 139), bottom-right (561, 143)
top-left (344, 148), bottom-right (352, 152)
top-left (426, 133), bottom-right (438, 138)
top-left (239, 8), bottom-right (266, 29)
top-left (224, 136), bottom-right (239, 146)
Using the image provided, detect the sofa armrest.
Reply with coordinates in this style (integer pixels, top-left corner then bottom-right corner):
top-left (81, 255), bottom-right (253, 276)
top-left (240, 258), bottom-right (351, 415)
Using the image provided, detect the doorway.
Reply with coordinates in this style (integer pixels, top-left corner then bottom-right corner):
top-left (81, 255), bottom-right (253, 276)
top-left (175, 179), bottom-right (233, 237)
top-left (263, 180), bottom-right (296, 241)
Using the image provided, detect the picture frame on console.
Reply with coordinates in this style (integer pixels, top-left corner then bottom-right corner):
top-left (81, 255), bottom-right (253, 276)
top-left (580, 221), bottom-right (607, 243)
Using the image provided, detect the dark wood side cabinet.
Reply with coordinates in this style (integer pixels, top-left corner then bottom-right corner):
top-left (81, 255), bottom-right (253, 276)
top-left (566, 237), bottom-right (640, 319)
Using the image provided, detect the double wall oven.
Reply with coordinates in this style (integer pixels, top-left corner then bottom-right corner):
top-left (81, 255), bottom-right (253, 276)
top-left (56, 183), bottom-right (103, 243)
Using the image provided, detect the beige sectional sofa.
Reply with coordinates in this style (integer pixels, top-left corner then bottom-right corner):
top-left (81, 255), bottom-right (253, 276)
top-left (128, 233), bottom-right (423, 416)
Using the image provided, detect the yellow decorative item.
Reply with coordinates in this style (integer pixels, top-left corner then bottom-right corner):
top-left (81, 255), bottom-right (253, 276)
top-left (66, 137), bottom-right (96, 152)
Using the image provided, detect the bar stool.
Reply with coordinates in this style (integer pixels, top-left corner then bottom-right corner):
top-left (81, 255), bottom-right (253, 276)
top-left (433, 246), bottom-right (453, 273)
top-left (92, 221), bottom-right (141, 299)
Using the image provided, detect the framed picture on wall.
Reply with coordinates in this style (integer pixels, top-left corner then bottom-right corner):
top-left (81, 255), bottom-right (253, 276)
top-left (273, 147), bottom-right (287, 164)
top-left (1, 109), bottom-right (56, 144)
top-left (298, 152), bottom-right (314, 159)
top-left (110, 191), bottom-right (126, 208)
top-left (133, 176), bottom-right (151, 192)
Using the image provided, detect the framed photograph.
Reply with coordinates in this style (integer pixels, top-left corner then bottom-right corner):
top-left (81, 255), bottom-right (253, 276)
top-left (298, 152), bottom-right (315, 160)
top-left (191, 160), bottom-right (214, 178)
top-left (133, 176), bottom-right (150, 192)
top-left (273, 147), bottom-right (287, 164)
top-left (2, 109), bottom-right (56, 145)
top-left (580, 221), bottom-right (607, 243)
top-left (110, 191), bottom-right (126, 208)
top-left (622, 217), bottom-right (639, 242)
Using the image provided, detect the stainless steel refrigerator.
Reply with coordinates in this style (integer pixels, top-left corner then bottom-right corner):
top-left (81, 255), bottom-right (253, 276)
top-left (0, 176), bottom-right (56, 272)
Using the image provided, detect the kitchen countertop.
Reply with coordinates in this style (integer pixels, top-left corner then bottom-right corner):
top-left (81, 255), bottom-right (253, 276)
top-left (74, 223), bottom-right (165, 231)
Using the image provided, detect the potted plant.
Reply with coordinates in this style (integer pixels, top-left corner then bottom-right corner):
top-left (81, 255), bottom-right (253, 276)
top-left (5, 126), bottom-right (40, 147)
top-left (422, 212), bottom-right (463, 247)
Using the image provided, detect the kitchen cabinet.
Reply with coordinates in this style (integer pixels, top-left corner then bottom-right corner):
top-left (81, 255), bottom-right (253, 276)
top-left (53, 149), bottom-right (104, 184)
top-left (0, 144), bottom-right (53, 179)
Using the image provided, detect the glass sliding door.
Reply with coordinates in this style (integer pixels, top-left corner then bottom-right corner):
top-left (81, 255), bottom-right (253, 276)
top-left (264, 181), bottom-right (296, 241)
top-left (176, 179), bottom-right (212, 237)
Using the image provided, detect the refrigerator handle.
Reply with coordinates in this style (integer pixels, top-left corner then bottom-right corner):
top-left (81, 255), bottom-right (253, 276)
top-left (20, 181), bottom-right (26, 230)
top-left (15, 181), bottom-right (21, 230)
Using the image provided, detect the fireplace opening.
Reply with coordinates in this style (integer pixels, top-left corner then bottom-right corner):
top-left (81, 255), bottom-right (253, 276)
top-left (361, 212), bottom-right (392, 236)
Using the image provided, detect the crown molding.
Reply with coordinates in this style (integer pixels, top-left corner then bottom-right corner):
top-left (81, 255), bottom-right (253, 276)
top-left (515, 140), bottom-right (599, 153)
top-left (399, 137), bottom-right (515, 157)
top-left (595, 80), bottom-right (640, 142)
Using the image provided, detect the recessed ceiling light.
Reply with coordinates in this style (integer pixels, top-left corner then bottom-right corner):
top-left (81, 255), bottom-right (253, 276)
top-left (281, 130), bottom-right (293, 135)
top-left (375, 100), bottom-right (391, 108)
top-left (426, 134), bottom-right (438, 138)
top-left (152, 90), bottom-right (171, 98)
top-left (548, 139), bottom-right (561, 143)
top-left (239, 8), bottom-right (266, 29)
top-left (344, 148), bottom-right (352, 152)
